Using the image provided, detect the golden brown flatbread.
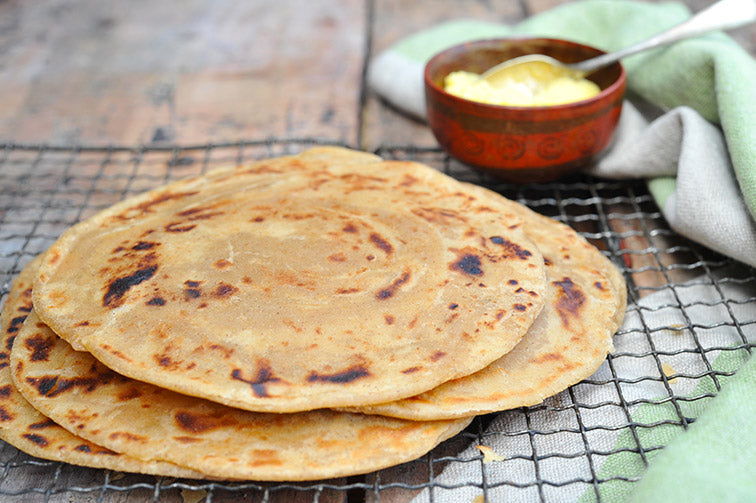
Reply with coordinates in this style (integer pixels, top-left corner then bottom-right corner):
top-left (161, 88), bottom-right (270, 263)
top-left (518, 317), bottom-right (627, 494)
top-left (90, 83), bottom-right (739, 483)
top-left (347, 185), bottom-right (626, 420)
top-left (0, 256), bottom-right (203, 478)
top-left (11, 309), bottom-right (471, 481)
top-left (32, 147), bottom-right (547, 413)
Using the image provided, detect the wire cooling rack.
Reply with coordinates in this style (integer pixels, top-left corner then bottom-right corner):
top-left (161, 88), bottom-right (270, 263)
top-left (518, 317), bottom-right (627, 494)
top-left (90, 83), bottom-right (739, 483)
top-left (1, 140), bottom-right (755, 502)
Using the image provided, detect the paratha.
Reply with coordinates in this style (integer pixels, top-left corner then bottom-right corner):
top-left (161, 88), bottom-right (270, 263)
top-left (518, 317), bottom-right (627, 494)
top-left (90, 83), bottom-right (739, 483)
top-left (0, 256), bottom-right (203, 478)
top-left (11, 310), bottom-right (471, 481)
top-left (32, 147), bottom-right (547, 413)
top-left (348, 185), bottom-right (626, 420)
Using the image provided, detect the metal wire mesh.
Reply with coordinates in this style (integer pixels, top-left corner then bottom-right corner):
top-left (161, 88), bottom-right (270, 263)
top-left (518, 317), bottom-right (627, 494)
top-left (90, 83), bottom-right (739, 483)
top-left (1, 140), bottom-right (754, 502)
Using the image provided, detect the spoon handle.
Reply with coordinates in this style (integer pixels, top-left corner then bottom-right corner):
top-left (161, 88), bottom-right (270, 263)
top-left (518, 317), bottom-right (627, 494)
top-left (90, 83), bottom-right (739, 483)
top-left (571, 0), bottom-right (756, 74)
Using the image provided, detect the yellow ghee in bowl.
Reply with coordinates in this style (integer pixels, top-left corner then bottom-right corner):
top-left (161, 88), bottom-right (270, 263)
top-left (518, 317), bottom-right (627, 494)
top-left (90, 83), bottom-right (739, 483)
top-left (444, 67), bottom-right (600, 107)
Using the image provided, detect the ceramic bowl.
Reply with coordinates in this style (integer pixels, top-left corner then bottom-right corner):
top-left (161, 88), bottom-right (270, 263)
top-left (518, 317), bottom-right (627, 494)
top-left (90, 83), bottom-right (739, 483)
top-left (424, 38), bottom-right (626, 183)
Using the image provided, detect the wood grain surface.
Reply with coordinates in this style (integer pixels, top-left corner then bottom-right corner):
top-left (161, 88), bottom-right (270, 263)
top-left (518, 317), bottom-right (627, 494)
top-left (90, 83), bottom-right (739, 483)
top-left (0, 0), bottom-right (752, 148)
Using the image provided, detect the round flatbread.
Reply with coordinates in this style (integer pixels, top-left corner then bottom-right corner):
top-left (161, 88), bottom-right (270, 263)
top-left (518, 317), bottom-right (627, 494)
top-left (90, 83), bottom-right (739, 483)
top-left (348, 185), bottom-right (626, 420)
top-left (0, 256), bottom-right (202, 478)
top-left (32, 147), bottom-right (546, 413)
top-left (11, 310), bottom-right (471, 481)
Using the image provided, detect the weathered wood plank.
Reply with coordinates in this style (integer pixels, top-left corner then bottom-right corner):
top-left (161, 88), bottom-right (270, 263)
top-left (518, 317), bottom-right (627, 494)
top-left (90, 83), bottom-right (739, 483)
top-left (0, 0), bottom-right (366, 146)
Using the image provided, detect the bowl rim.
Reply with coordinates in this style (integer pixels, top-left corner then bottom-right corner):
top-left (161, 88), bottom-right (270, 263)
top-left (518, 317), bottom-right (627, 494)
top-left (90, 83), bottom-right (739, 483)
top-left (423, 36), bottom-right (627, 111)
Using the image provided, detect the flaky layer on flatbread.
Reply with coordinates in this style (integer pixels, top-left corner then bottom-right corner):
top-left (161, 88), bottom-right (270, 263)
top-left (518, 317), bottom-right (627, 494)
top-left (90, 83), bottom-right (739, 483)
top-left (32, 147), bottom-right (546, 413)
top-left (346, 185), bottom-right (626, 420)
top-left (12, 308), bottom-right (470, 481)
top-left (0, 256), bottom-right (203, 478)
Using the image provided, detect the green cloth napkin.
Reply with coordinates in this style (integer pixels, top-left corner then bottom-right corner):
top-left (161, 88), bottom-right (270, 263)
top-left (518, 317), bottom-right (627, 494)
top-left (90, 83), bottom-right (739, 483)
top-left (368, 1), bottom-right (756, 500)
top-left (628, 352), bottom-right (756, 503)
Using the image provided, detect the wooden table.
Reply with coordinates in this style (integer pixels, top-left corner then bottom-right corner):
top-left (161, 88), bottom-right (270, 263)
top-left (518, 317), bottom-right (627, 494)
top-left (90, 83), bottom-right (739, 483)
top-left (0, 0), bottom-right (753, 150)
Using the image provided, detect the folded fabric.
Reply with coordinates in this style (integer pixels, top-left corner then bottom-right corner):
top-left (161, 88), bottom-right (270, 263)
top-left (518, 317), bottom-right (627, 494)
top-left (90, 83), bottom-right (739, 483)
top-left (597, 103), bottom-right (756, 269)
top-left (628, 351), bottom-right (756, 503)
top-left (368, 0), bottom-right (756, 269)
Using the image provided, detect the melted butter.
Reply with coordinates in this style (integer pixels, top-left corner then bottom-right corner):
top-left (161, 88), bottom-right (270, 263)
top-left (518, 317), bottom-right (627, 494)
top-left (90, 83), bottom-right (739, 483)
top-left (444, 67), bottom-right (600, 107)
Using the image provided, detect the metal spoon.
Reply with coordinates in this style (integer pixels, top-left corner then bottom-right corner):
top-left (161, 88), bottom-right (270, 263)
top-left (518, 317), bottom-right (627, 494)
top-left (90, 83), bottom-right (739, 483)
top-left (482, 0), bottom-right (756, 86)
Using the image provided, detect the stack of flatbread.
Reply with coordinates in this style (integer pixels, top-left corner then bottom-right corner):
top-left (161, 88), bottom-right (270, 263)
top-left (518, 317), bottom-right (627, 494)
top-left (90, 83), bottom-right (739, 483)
top-left (0, 147), bottom-right (625, 480)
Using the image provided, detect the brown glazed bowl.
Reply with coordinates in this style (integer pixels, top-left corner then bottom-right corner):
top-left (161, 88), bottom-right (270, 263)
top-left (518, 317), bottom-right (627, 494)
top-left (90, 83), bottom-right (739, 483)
top-left (424, 38), bottom-right (626, 183)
